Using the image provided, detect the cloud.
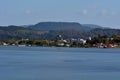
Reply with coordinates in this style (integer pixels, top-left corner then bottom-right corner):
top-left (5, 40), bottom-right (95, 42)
top-left (101, 9), bottom-right (108, 16)
top-left (81, 9), bottom-right (88, 15)
top-left (25, 10), bottom-right (32, 15)
top-left (100, 9), bottom-right (118, 16)
top-left (111, 11), bottom-right (117, 15)
top-left (91, 5), bottom-right (97, 10)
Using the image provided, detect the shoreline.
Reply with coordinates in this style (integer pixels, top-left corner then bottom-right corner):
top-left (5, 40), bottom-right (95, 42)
top-left (0, 45), bottom-right (119, 48)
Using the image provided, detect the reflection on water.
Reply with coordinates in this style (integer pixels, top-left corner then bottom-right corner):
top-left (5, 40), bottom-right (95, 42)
top-left (0, 46), bottom-right (120, 80)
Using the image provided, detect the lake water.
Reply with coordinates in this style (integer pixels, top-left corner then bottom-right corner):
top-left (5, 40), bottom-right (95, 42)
top-left (0, 46), bottom-right (120, 80)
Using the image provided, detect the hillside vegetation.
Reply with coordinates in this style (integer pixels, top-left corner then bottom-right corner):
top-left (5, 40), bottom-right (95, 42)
top-left (0, 22), bottom-right (119, 40)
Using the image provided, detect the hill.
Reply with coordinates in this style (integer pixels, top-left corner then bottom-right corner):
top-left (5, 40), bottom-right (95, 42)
top-left (28, 22), bottom-right (86, 31)
top-left (82, 24), bottom-right (103, 28)
top-left (0, 22), bottom-right (119, 40)
top-left (0, 26), bottom-right (47, 40)
top-left (39, 28), bottom-right (120, 40)
top-left (28, 22), bottom-right (110, 31)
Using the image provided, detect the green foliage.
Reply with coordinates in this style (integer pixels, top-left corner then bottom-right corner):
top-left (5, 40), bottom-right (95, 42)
top-left (29, 22), bottom-right (83, 31)
top-left (0, 26), bottom-right (47, 40)
top-left (0, 25), bottom-right (120, 41)
top-left (112, 35), bottom-right (120, 43)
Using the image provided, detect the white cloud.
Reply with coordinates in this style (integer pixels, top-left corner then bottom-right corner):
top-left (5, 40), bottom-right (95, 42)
top-left (25, 10), bottom-right (32, 15)
top-left (91, 5), bottom-right (97, 10)
top-left (111, 11), bottom-right (117, 15)
top-left (101, 9), bottom-right (108, 16)
top-left (81, 9), bottom-right (88, 15)
top-left (100, 10), bottom-right (118, 16)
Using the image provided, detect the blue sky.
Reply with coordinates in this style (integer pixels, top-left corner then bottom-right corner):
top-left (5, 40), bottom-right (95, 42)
top-left (0, 0), bottom-right (120, 28)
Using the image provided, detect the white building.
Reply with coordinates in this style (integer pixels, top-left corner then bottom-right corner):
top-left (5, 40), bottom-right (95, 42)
top-left (71, 38), bottom-right (86, 44)
top-left (89, 37), bottom-right (92, 40)
top-left (77, 38), bottom-right (86, 44)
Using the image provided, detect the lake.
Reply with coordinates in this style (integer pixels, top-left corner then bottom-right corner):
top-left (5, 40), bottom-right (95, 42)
top-left (0, 46), bottom-right (120, 80)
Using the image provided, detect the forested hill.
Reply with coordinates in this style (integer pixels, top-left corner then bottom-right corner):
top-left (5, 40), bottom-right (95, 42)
top-left (28, 22), bottom-right (83, 31)
top-left (40, 28), bottom-right (120, 39)
top-left (0, 26), bottom-right (47, 40)
top-left (0, 22), bottom-right (119, 40)
top-left (28, 22), bottom-right (104, 31)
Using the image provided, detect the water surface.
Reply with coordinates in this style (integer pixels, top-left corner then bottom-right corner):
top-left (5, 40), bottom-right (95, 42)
top-left (0, 46), bottom-right (120, 80)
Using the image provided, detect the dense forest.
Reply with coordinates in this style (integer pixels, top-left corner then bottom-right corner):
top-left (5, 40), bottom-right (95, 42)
top-left (0, 26), bottom-right (47, 40)
top-left (0, 22), bottom-right (120, 40)
top-left (28, 22), bottom-right (104, 31)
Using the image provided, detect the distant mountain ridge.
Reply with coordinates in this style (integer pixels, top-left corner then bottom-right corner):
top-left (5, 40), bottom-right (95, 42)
top-left (28, 22), bottom-right (82, 31)
top-left (0, 25), bottom-right (47, 40)
top-left (0, 22), bottom-right (119, 40)
top-left (28, 22), bottom-right (106, 31)
top-left (82, 24), bottom-right (102, 28)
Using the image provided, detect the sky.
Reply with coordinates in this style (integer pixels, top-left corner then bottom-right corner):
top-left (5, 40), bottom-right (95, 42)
top-left (0, 0), bottom-right (120, 28)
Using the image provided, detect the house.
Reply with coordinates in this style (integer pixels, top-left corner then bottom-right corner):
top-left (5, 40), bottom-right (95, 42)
top-left (107, 44), bottom-right (114, 48)
top-left (70, 38), bottom-right (86, 44)
top-left (77, 38), bottom-right (86, 44)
